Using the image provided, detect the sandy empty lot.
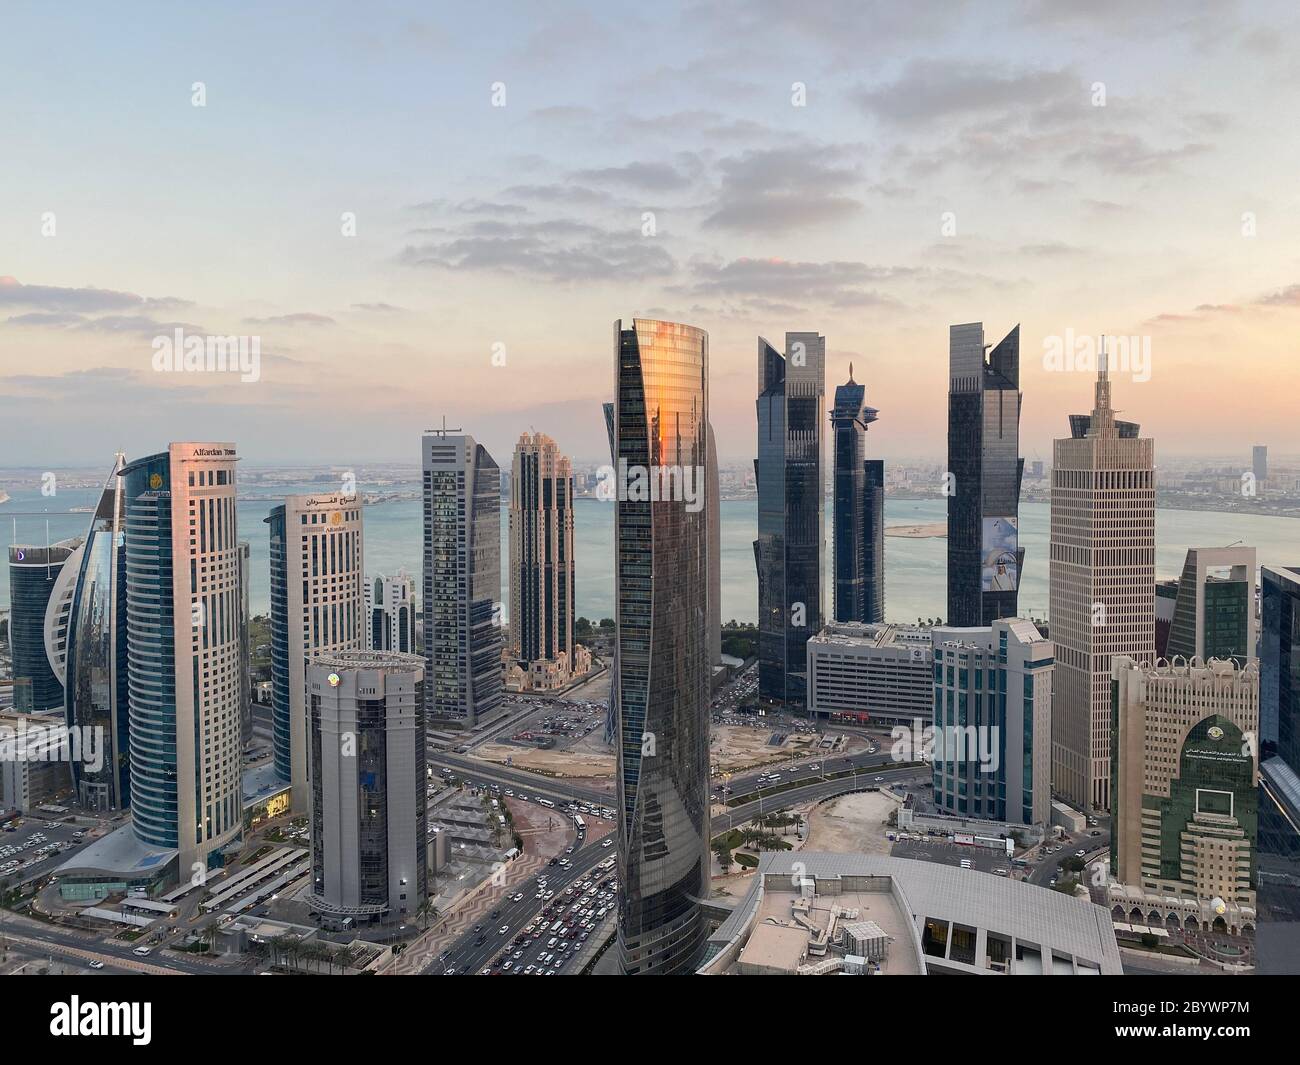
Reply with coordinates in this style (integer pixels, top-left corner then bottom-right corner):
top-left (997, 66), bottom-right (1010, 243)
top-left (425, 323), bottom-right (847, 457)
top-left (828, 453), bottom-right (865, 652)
top-left (473, 741), bottom-right (615, 780)
top-left (711, 724), bottom-right (860, 775)
top-left (804, 791), bottom-right (901, 855)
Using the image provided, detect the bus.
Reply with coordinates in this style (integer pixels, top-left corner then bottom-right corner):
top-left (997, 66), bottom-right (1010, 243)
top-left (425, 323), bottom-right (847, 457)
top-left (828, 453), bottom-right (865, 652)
top-left (573, 814), bottom-right (585, 831)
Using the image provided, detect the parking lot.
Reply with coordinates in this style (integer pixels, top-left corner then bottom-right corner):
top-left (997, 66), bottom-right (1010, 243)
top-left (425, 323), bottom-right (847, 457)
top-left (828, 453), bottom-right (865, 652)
top-left (0, 818), bottom-right (96, 882)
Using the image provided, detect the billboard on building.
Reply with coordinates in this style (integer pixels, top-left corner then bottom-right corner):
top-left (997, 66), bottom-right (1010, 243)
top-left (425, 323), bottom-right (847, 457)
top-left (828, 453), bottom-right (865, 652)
top-left (981, 516), bottom-right (1019, 592)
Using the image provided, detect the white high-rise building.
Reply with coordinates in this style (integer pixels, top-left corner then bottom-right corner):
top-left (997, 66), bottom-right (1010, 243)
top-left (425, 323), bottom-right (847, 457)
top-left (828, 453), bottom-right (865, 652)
top-left (266, 493), bottom-right (364, 810)
top-left (121, 442), bottom-right (245, 874)
top-left (1050, 354), bottom-right (1155, 811)
top-left (365, 571), bottom-right (417, 654)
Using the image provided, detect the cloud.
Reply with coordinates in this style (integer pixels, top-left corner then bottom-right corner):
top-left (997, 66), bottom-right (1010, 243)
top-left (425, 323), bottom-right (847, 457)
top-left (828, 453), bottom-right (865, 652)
top-left (0, 276), bottom-right (191, 313)
top-left (398, 217), bottom-right (675, 283)
top-left (701, 147), bottom-right (863, 233)
top-left (675, 256), bottom-right (910, 310)
top-left (572, 161), bottom-right (693, 191)
top-left (351, 302), bottom-right (407, 313)
top-left (243, 312), bottom-right (336, 326)
top-left (1258, 284), bottom-right (1300, 307)
top-left (855, 60), bottom-right (1079, 122)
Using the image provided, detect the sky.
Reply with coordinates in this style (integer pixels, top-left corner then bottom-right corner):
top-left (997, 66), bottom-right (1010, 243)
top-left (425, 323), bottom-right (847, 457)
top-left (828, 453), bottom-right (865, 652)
top-left (2, 0), bottom-right (1299, 470)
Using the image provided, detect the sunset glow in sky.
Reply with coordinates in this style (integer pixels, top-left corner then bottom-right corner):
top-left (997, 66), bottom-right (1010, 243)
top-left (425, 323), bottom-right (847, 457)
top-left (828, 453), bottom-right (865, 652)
top-left (3, 1), bottom-right (1299, 468)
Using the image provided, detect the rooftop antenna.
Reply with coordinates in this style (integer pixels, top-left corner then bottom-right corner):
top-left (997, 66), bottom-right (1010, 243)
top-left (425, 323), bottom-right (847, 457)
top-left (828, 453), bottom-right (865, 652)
top-left (425, 415), bottom-right (463, 438)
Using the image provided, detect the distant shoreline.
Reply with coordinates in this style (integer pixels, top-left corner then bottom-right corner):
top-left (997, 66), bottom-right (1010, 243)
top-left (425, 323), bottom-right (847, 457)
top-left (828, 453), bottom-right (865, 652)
top-left (886, 522), bottom-right (947, 539)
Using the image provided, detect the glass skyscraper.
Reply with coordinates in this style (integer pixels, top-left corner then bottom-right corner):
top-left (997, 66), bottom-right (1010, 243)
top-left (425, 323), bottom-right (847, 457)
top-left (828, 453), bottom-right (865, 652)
top-left (1259, 565), bottom-right (1300, 972)
top-left (422, 431), bottom-right (502, 726)
top-left (946, 323), bottom-right (1023, 628)
top-left (830, 366), bottom-right (883, 624)
top-left (612, 318), bottom-right (711, 975)
top-left (8, 540), bottom-right (77, 712)
top-left (930, 619), bottom-right (1053, 827)
top-left (755, 331), bottom-right (825, 707)
top-left (45, 455), bottom-right (130, 809)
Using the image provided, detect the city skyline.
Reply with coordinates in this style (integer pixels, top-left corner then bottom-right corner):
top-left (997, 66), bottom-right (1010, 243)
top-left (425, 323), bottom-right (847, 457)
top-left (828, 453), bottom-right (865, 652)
top-left (1, 2), bottom-right (1297, 995)
top-left (5, 4), bottom-right (1300, 470)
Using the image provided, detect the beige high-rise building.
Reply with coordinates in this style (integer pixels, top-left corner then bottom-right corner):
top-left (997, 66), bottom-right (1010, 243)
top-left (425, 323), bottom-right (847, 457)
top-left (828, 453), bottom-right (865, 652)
top-left (1049, 353), bottom-right (1155, 811)
top-left (266, 493), bottom-right (365, 811)
top-left (508, 432), bottom-right (577, 684)
top-left (1111, 656), bottom-right (1259, 912)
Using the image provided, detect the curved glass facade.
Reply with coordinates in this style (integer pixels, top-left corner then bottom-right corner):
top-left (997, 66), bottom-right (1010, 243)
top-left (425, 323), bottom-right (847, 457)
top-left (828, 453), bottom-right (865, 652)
top-left (121, 453), bottom-right (180, 849)
top-left (61, 457), bottom-right (130, 810)
top-left (8, 543), bottom-right (75, 712)
top-left (613, 318), bottom-right (711, 975)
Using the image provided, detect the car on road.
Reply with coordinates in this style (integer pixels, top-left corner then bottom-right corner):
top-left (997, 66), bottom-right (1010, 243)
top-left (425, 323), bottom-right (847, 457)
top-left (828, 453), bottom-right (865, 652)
top-left (498, 925), bottom-right (509, 935)
top-left (132, 946), bottom-right (152, 956)
top-left (88, 960), bottom-right (105, 969)
top-left (602, 838), bottom-right (613, 848)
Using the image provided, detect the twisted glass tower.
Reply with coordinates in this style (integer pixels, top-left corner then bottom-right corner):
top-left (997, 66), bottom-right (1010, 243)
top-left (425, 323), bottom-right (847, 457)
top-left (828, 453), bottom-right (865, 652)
top-left (613, 318), bottom-right (711, 975)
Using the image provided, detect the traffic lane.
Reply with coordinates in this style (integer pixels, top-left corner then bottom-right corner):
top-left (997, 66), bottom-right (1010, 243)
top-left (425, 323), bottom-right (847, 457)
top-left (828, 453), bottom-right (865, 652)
top-left (434, 836), bottom-right (609, 970)
top-left (437, 844), bottom-right (611, 973)
top-left (1029, 834), bottom-right (1111, 886)
top-left (450, 846), bottom-right (609, 972)
top-left (427, 753), bottom-right (608, 806)
top-left (717, 748), bottom-right (894, 794)
top-left (717, 765), bottom-right (926, 829)
top-left (0, 915), bottom-right (210, 975)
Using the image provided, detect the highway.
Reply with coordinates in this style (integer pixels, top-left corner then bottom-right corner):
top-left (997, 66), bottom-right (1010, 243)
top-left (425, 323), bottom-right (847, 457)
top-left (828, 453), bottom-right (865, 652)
top-left (429, 758), bottom-right (927, 974)
top-left (0, 910), bottom-right (225, 975)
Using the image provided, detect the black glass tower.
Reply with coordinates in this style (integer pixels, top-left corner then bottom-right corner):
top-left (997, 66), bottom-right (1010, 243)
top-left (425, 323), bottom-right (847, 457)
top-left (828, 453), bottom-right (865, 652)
top-left (755, 332), bottom-right (825, 706)
top-left (612, 318), bottom-right (711, 975)
top-left (830, 366), bottom-right (883, 624)
top-left (946, 323), bottom-right (1023, 627)
top-left (8, 542), bottom-right (76, 712)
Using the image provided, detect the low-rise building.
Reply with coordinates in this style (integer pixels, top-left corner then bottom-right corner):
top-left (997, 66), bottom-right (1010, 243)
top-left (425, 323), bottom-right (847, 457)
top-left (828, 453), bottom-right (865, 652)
top-left (700, 851), bottom-right (1122, 975)
top-left (805, 622), bottom-right (933, 725)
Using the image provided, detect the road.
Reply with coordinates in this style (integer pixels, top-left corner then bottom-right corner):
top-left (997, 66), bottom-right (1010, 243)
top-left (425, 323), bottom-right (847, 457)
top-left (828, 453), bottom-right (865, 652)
top-left (428, 759), bottom-right (926, 974)
top-left (428, 838), bottom-right (615, 974)
top-left (0, 910), bottom-right (226, 975)
top-left (1028, 832), bottom-right (1111, 886)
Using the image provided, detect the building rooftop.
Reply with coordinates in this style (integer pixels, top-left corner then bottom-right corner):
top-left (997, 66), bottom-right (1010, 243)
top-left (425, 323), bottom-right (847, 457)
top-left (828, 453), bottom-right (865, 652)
top-left (704, 851), bottom-right (1122, 975)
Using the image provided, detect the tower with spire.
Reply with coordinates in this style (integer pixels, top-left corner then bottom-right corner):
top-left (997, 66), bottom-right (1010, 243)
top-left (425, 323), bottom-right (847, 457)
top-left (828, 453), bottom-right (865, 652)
top-left (830, 364), bottom-right (883, 623)
top-left (1050, 335), bottom-right (1156, 812)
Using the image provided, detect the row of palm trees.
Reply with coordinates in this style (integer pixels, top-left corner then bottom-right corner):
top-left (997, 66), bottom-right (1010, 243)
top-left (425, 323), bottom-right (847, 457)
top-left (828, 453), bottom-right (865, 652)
top-left (253, 933), bottom-right (368, 975)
